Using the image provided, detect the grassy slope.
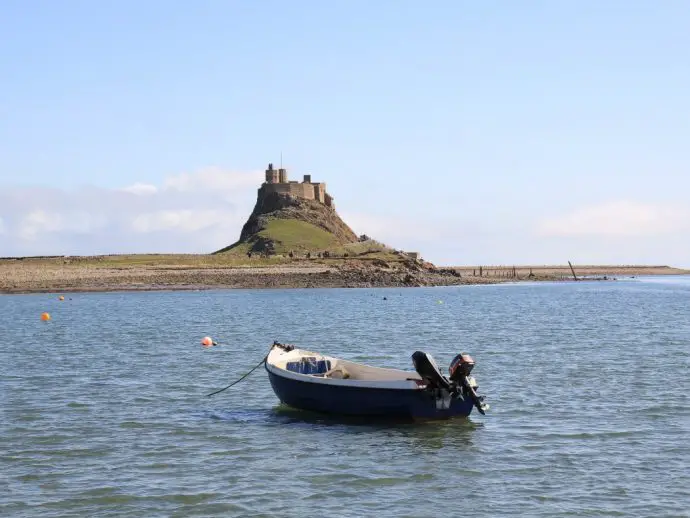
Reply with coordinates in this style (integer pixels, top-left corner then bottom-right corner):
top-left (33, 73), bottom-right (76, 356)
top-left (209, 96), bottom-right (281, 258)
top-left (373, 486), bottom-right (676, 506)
top-left (258, 218), bottom-right (340, 253)
top-left (217, 218), bottom-right (340, 256)
top-left (217, 218), bottom-right (401, 259)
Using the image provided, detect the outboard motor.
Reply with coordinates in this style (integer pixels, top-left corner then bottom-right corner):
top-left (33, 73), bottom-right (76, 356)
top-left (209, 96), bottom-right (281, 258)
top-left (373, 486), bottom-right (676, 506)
top-left (449, 353), bottom-right (475, 381)
top-left (412, 351), bottom-right (489, 415)
top-left (449, 352), bottom-right (487, 415)
top-left (411, 351), bottom-right (452, 391)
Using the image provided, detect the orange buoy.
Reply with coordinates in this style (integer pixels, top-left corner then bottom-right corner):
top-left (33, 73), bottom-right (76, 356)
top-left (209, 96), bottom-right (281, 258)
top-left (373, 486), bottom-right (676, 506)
top-left (201, 336), bottom-right (214, 347)
top-left (58, 296), bottom-right (65, 301)
top-left (41, 312), bottom-right (51, 321)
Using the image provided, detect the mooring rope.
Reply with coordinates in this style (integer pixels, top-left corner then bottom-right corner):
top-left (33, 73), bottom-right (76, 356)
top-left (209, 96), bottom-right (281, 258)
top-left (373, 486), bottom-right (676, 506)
top-left (205, 354), bottom-right (268, 397)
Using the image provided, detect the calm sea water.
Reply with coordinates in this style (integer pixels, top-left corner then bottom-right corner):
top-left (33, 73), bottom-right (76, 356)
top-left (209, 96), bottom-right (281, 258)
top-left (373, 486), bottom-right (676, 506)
top-left (2, 277), bottom-right (689, 517)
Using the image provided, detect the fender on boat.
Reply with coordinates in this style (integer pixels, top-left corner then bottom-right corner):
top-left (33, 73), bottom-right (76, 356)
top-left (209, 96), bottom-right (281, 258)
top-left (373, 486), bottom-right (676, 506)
top-left (411, 351), bottom-right (452, 391)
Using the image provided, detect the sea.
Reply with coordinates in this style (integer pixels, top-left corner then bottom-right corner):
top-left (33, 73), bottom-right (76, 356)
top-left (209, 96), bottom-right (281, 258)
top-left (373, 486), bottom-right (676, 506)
top-left (1, 276), bottom-right (689, 517)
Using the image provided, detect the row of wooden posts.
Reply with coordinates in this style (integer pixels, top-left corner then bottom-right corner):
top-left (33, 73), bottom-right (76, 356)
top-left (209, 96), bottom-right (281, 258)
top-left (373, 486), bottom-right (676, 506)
top-left (472, 266), bottom-right (525, 278)
top-left (472, 262), bottom-right (579, 280)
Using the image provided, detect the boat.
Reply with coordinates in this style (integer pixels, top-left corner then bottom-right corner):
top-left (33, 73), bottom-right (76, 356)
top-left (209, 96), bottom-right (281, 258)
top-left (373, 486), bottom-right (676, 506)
top-left (264, 341), bottom-right (489, 420)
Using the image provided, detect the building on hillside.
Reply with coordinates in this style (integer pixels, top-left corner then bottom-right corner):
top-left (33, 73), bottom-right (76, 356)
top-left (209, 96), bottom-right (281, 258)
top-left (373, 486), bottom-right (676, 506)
top-left (260, 163), bottom-right (334, 208)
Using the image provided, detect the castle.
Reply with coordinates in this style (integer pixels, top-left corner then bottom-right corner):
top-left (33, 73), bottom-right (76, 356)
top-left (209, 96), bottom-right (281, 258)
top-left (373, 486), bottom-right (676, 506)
top-left (260, 163), bottom-right (334, 208)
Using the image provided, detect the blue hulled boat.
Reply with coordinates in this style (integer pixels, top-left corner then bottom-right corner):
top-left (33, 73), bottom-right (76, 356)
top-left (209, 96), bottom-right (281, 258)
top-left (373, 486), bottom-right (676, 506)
top-left (265, 342), bottom-right (489, 420)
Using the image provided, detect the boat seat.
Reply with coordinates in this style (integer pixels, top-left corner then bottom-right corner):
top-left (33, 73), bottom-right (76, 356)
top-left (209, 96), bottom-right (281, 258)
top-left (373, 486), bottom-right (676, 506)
top-left (285, 357), bottom-right (332, 376)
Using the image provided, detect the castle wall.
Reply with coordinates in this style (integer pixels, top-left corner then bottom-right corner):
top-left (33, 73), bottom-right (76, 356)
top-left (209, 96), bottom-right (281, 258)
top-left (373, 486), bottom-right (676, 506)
top-left (312, 183), bottom-right (326, 203)
top-left (264, 182), bottom-right (315, 200)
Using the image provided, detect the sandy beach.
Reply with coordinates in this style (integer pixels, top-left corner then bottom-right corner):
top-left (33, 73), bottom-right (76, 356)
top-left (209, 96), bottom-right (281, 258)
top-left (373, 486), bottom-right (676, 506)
top-left (1, 255), bottom-right (687, 294)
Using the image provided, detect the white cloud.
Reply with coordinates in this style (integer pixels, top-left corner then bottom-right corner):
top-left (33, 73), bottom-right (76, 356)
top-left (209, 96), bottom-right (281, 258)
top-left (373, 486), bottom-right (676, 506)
top-left (538, 201), bottom-right (690, 237)
top-left (340, 211), bottom-right (498, 247)
top-left (339, 212), bottom-right (418, 243)
top-left (130, 209), bottom-right (241, 233)
top-left (164, 167), bottom-right (263, 193)
top-left (0, 168), bottom-right (259, 255)
top-left (120, 183), bottom-right (158, 196)
top-left (18, 210), bottom-right (65, 240)
top-left (17, 209), bottom-right (123, 241)
top-left (341, 204), bottom-right (690, 267)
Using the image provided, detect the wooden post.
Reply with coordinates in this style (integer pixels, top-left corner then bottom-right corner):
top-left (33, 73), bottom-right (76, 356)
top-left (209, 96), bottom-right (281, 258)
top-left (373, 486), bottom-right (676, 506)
top-left (568, 261), bottom-right (579, 281)
top-left (479, 266), bottom-right (483, 277)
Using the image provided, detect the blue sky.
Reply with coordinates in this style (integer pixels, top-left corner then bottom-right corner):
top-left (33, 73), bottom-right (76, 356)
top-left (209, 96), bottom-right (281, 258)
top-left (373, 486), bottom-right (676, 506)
top-left (1, 1), bottom-right (688, 266)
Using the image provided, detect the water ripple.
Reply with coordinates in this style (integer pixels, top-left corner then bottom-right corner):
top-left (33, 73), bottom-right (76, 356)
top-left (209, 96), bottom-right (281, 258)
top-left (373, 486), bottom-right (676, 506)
top-left (1, 277), bottom-right (689, 517)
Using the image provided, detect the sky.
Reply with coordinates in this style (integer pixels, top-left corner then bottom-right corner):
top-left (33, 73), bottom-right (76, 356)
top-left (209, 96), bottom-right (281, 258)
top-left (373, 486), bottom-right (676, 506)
top-left (1, 0), bottom-right (688, 266)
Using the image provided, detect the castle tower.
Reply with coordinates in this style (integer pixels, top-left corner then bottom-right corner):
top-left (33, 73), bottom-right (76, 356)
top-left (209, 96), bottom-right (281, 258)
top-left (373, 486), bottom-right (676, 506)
top-left (265, 163), bottom-right (279, 184)
top-left (312, 182), bottom-right (326, 203)
top-left (278, 168), bottom-right (288, 183)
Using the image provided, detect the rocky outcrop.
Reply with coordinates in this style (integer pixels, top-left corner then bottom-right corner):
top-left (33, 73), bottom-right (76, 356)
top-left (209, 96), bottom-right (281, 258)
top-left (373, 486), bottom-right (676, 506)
top-left (217, 191), bottom-right (358, 254)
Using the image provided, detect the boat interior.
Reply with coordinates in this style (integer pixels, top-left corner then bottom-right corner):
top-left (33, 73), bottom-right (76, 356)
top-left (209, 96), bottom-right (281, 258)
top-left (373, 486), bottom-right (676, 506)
top-left (270, 348), bottom-right (422, 382)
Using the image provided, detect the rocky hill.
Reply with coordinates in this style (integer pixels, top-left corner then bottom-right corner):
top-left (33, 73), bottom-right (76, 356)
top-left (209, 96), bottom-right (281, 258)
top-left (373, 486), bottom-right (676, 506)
top-left (214, 191), bottom-right (359, 255)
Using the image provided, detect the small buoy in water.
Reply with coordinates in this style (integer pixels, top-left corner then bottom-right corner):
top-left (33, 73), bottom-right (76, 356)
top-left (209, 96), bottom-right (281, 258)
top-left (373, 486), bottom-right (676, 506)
top-left (41, 312), bottom-right (51, 321)
top-left (201, 336), bottom-right (216, 347)
top-left (438, 300), bottom-right (443, 304)
top-left (58, 296), bottom-right (65, 301)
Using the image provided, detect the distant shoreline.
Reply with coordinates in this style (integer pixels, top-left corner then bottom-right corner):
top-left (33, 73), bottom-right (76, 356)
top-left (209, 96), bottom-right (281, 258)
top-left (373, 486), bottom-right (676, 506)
top-left (0, 255), bottom-right (687, 294)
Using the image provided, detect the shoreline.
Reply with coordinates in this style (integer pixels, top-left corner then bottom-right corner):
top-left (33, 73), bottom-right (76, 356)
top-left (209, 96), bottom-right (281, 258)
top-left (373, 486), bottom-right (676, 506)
top-left (1, 256), bottom-right (687, 295)
top-left (0, 265), bottom-right (497, 294)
